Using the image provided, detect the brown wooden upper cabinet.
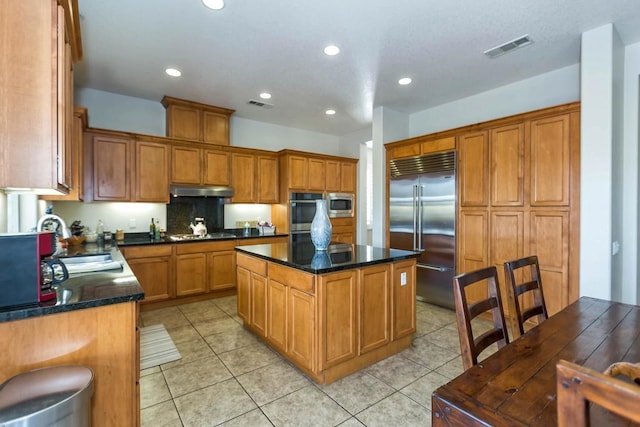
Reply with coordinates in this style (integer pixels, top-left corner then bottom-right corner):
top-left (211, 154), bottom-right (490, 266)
top-left (162, 96), bottom-right (235, 145)
top-left (279, 151), bottom-right (357, 194)
top-left (171, 145), bottom-right (230, 186)
top-left (530, 113), bottom-right (572, 206)
top-left (458, 131), bottom-right (490, 207)
top-left (387, 136), bottom-right (456, 161)
top-left (86, 131), bottom-right (169, 203)
top-left (1, 0), bottom-right (82, 194)
top-left (42, 107), bottom-right (88, 201)
top-left (231, 152), bottom-right (279, 203)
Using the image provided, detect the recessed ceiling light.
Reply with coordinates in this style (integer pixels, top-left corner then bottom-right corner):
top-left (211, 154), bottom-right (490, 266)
top-left (259, 92), bottom-right (272, 100)
top-left (165, 68), bottom-right (182, 77)
top-left (325, 109), bottom-right (336, 115)
top-left (202, 0), bottom-right (224, 10)
top-left (398, 77), bottom-right (412, 85)
top-left (323, 45), bottom-right (340, 56)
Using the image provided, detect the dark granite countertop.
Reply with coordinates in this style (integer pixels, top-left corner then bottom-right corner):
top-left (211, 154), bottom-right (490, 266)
top-left (235, 241), bottom-right (419, 274)
top-left (117, 230), bottom-right (289, 247)
top-left (0, 244), bottom-right (144, 323)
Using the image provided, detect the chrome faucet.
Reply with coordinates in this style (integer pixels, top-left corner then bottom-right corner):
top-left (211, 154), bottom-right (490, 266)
top-left (37, 214), bottom-right (72, 239)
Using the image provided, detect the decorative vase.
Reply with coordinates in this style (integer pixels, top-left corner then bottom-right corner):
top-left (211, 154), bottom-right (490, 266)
top-left (310, 199), bottom-right (332, 251)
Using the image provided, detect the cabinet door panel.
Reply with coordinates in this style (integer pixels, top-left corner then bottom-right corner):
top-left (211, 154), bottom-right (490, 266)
top-left (258, 156), bottom-right (279, 203)
top-left (237, 267), bottom-right (250, 322)
top-left (360, 265), bottom-right (390, 353)
top-left (325, 160), bottom-right (341, 192)
top-left (530, 211), bottom-right (569, 316)
top-left (171, 146), bottom-right (202, 184)
top-left (457, 210), bottom-right (489, 273)
top-left (135, 141), bottom-right (169, 202)
top-left (231, 153), bottom-right (256, 202)
top-left (288, 156), bottom-right (308, 190)
top-left (321, 271), bottom-right (357, 368)
top-left (267, 279), bottom-right (288, 352)
top-left (308, 158), bottom-right (325, 191)
top-left (392, 260), bottom-right (416, 340)
top-left (288, 289), bottom-right (315, 371)
top-left (202, 111), bottom-right (229, 145)
top-left (168, 105), bottom-right (201, 140)
top-left (209, 251), bottom-right (236, 291)
top-left (127, 257), bottom-right (172, 303)
top-left (203, 150), bottom-right (230, 186)
top-left (491, 124), bottom-right (524, 206)
top-left (457, 210), bottom-right (489, 305)
top-left (530, 114), bottom-right (571, 206)
top-left (251, 273), bottom-right (267, 337)
top-left (93, 136), bottom-right (131, 201)
top-left (490, 211), bottom-right (525, 319)
top-left (459, 131), bottom-right (489, 207)
top-left (175, 253), bottom-right (207, 296)
top-left (340, 162), bottom-right (356, 193)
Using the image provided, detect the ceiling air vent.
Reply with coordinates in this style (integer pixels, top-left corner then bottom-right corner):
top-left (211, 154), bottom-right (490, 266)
top-left (484, 35), bottom-right (533, 58)
top-left (247, 99), bottom-right (274, 109)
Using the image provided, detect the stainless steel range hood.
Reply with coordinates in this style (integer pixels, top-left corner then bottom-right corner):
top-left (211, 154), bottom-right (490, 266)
top-left (169, 184), bottom-right (234, 198)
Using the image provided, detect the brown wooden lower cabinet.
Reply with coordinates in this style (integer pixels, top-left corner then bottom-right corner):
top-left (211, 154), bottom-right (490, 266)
top-left (122, 245), bottom-right (173, 303)
top-left (0, 302), bottom-right (140, 426)
top-left (236, 251), bottom-right (416, 384)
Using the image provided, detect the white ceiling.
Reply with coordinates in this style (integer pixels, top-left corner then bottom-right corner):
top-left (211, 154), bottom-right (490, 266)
top-left (75, 0), bottom-right (640, 137)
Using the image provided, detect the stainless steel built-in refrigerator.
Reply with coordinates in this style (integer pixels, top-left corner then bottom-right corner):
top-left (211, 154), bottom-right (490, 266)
top-left (389, 151), bottom-right (456, 309)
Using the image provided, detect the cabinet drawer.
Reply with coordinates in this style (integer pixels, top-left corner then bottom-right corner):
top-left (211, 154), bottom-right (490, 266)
top-left (269, 263), bottom-right (315, 294)
top-left (237, 253), bottom-right (267, 276)
top-left (175, 240), bottom-right (236, 254)
top-left (122, 245), bottom-right (172, 259)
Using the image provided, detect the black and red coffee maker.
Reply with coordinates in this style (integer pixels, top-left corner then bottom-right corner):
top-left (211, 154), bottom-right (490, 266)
top-left (0, 231), bottom-right (68, 308)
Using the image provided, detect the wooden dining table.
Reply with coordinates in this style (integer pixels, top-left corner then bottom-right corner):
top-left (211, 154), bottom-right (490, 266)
top-left (431, 297), bottom-right (640, 426)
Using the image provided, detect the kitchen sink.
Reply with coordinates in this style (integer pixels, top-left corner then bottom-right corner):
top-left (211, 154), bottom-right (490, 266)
top-left (59, 253), bottom-right (123, 274)
top-left (169, 232), bottom-right (237, 241)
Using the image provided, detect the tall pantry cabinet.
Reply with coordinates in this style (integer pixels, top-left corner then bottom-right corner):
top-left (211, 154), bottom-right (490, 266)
top-left (457, 103), bottom-right (580, 320)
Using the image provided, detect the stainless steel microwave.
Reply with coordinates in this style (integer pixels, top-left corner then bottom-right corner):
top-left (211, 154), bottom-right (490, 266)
top-left (327, 193), bottom-right (354, 218)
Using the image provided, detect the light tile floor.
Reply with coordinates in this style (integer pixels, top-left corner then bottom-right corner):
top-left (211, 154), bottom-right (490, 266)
top-left (139, 296), bottom-right (495, 427)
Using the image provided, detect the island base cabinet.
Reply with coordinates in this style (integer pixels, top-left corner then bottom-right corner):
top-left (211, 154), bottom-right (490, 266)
top-left (392, 260), bottom-right (417, 340)
top-left (288, 288), bottom-right (316, 371)
top-left (237, 251), bottom-right (416, 385)
top-left (360, 265), bottom-right (391, 354)
top-left (0, 302), bottom-right (140, 427)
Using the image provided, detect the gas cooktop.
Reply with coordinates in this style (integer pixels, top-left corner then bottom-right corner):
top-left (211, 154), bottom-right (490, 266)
top-left (169, 232), bottom-right (237, 241)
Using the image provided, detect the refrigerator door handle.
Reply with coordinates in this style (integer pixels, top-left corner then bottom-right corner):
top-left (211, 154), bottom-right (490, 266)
top-left (413, 184), bottom-right (418, 251)
top-left (418, 264), bottom-right (453, 272)
top-left (418, 185), bottom-right (424, 251)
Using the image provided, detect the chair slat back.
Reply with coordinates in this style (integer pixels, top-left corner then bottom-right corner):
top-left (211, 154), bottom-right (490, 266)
top-left (453, 266), bottom-right (509, 371)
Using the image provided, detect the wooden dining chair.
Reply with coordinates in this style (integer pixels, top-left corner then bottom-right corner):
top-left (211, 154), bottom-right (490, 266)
top-left (556, 360), bottom-right (640, 426)
top-left (503, 255), bottom-right (548, 337)
top-left (452, 266), bottom-right (510, 371)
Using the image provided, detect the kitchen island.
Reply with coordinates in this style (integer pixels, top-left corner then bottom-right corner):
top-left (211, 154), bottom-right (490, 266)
top-left (235, 241), bottom-right (418, 384)
top-left (0, 244), bottom-right (144, 426)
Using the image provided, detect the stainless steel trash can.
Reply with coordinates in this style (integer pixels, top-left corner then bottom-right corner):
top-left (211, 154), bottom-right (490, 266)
top-left (0, 365), bottom-right (94, 427)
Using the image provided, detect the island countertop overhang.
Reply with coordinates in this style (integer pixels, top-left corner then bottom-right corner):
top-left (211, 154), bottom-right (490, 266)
top-left (234, 241), bottom-right (419, 274)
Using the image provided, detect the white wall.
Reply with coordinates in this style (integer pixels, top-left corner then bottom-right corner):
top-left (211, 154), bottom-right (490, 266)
top-left (75, 88), bottom-right (166, 136)
top-left (580, 25), bottom-right (615, 301)
top-left (372, 107), bottom-right (409, 247)
top-left (409, 64), bottom-right (580, 137)
top-left (230, 116), bottom-right (343, 157)
top-left (50, 201), bottom-right (167, 235)
top-left (340, 127), bottom-right (372, 244)
top-left (622, 41), bottom-right (640, 304)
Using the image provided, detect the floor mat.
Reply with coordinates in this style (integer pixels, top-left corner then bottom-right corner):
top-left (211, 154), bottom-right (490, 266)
top-left (139, 324), bottom-right (181, 370)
